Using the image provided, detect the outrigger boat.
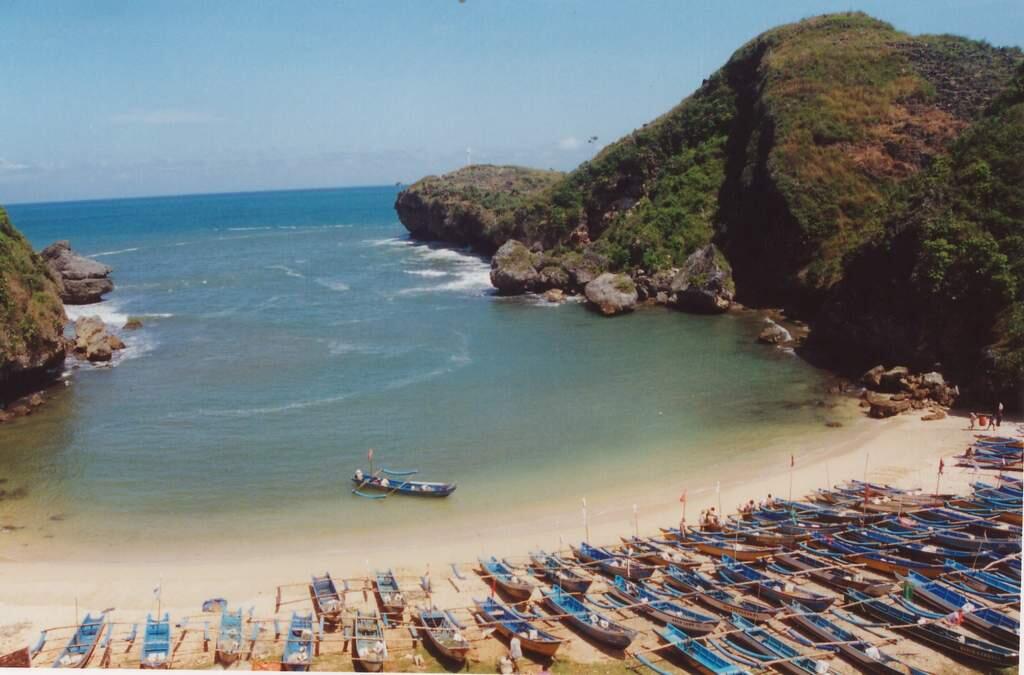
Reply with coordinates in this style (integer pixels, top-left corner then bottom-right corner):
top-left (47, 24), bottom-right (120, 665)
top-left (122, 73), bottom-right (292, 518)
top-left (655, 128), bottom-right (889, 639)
top-left (723, 614), bottom-right (831, 675)
top-left (351, 468), bottom-right (455, 499)
top-left (473, 597), bottom-right (563, 659)
top-left (528, 551), bottom-right (593, 594)
top-left (373, 569), bottom-right (406, 621)
top-left (140, 613), bottom-right (171, 670)
top-left (772, 551), bottom-right (892, 596)
top-left (415, 607), bottom-right (470, 664)
top-left (681, 531), bottom-right (781, 561)
top-left (900, 571), bottom-right (1020, 647)
top-left (663, 568), bottom-right (780, 623)
top-left (619, 536), bottom-right (697, 567)
top-left (656, 623), bottom-right (749, 674)
top-left (281, 612), bottom-right (314, 672)
top-left (478, 557), bottom-right (533, 601)
top-left (52, 613), bottom-right (105, 668)
top-left (609, 576), bottom-right (719, 635)
top-left (352, 611), bottom-right (386, 672)
top-left (571, 542), bottom-right (655, 581)
top-left (310, 573), bottom-right (344, 627)
top-left (214, 608), bottom-right (244, 667)
top-left (718, 557), bottom-right (834, 612)
top-left (540, 586), bottom-right (636, 649)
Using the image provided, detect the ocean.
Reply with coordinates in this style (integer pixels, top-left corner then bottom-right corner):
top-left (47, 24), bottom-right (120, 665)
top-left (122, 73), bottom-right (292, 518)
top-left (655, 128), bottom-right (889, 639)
top-left (0, 187), bottom-right (848, 559)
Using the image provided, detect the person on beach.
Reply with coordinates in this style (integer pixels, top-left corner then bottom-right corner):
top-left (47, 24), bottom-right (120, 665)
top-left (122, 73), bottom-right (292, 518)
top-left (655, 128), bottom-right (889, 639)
top-left (509, 635), bottom-right (522, 672)
top-left (986, 414), bottom-right (997, 431)
top-left (969, 412), bottom-right (977, 430)
top-left (996, 401), bottom-right (1003, 427)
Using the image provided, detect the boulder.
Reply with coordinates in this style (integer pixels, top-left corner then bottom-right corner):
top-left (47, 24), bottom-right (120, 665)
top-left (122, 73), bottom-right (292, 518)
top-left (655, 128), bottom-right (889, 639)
top-left (865, 391), bottom-right (912, 418)
top-left (878, 366), bottom-right (911, 392)
top-left (561, 250), bottom-right (608, 291)
top-left (668, 244), bottom-right (735, 313)
top-left (40, 241), bottom-right (114, 304)
top-left (921, 409), bottom-right (947, 421)
top-left (537, 265), bottom-right (570, 290)
top-left (123, 318), bottom-right (143, 330)
top-left (861, 365), bottom-right (885, 388)
top-left (542, 288), bottom-right (566, 304)
top-left (584, 273), bottom-right (638, 316)
top-left (758, 319), bottom-right (793, 345)
top-left (489, 240), bottom-right (539, 295)
top-left (73, 316), bottom-right (126, 363)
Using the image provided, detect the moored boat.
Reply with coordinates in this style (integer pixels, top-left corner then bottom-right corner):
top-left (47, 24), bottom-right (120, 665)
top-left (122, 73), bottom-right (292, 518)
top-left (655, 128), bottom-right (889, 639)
top-left (351, 470), bottom-right (456, 497)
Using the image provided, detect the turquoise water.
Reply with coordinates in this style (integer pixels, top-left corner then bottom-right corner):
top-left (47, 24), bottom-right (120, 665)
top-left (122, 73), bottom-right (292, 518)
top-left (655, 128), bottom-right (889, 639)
top-left (0, 188), bottom-right (843, 555)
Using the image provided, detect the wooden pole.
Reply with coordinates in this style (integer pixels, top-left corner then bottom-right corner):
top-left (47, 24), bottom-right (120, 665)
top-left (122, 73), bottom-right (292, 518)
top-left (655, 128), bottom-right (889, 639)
top-left (582, 498), bottom-right (589, 543)
top-left (632, 504), bottom-right (638, 538)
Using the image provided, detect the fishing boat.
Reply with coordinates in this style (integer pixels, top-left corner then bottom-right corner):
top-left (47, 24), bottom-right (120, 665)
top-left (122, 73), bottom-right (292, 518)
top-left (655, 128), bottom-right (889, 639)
top-left (609, 576), bottom-right (719, 635)
top-left (786, 602), bottom-right (924, 675)
top-left (472, 597), bottom-right (563, 659)
top-left (140, 613), bottom-right (171, 670)
top-left (352, 611), bottom-right (386, 672)
top-left (350, 470), bottom-right (456, 498)
top-left (682, 531), bottom-right (781, 561)
top-left (52, 613), bottom-right (105, 669)
top-left (772, 551), bottom-right (892, 596)
top-left (478, 557), bottom-right (533, 601)
top-left (929, 528), bottom-right (1021, 555)
top-left (619, 536), bottom-right (688, 566)
top-left (540, 586), bottom-right (635, 649)
top-left (813, 536), bottom-right (946, 578)
top-left (528, 551), bottom-right (593, 594)
top-left (718, 557), bottom-right (834, 612)
top-left (415, 607), bottom-right (471, 664)
top-left (943, 559), bottom-right (1021, 596)
top-left (846, 590), bottom-right (1019, 668)
top-left (571, 542), bottom-right (655, 581)
top-left (214, 608), bottom-right (244, 667)
top-left (723, 614), bottom-right (830, 675)
top-left (721, 523), bottom-right (807, 548)
top-left (374, 569), bottom-right (406, 621)
top-left (0, 647), bottom-right (30, 668)
top-left (900, 571), bottom-right (1020, 647)
top-left (310, 573), bottom-right (344, 627)
top-left (664, 568), bottom-right (780, 623)
top-left (656, 624), bottom-right (749, 674)
top-left (281, 612), bottom-right (314, 672)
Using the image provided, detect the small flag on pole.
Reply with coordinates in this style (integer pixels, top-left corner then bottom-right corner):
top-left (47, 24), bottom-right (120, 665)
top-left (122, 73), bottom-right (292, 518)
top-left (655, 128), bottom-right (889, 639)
top-left (790, 454), bottom-right (795, 468)
top-left (153, 585), bottom-right (161, 599)
top-left (368, 448), bottom-right (374, 462)
top-left (938, 458), bottom-right (944, 475)
top-left (679, 489), bottom-right (687, 504)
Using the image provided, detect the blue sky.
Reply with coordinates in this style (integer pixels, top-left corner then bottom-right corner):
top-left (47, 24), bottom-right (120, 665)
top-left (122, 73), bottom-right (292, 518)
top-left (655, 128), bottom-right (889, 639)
top-left (1, 0), bottom-right (1021, 204)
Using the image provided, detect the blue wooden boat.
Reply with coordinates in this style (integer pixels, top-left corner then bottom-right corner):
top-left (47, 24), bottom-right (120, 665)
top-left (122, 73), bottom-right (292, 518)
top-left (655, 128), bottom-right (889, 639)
top-left (140, 613), bottom-right (171, 670)
top-left (374, 569), bottom-right (406, 620)
top-left (540, 586), bottom-right (635, 649)
top-left (683, 531), bottom-right (781, 561)
top-left (724, 614), bottom-right (829, 675)
top-left (943, 559), bottom-right (1021, 596)
top-left (214, 608), bottom-right (244, 667)
top-left (610, 576), bottom-right (719, 635)
top-left (473, 597), bottom-right (563, 658)
top-left (663, 568), bottom-right (780, 623)
top-left (787, 602), bottom-right (924, 675)
top-left (929, 528), bottom-right (1021, 555)
top-left (478, 556), bottom-right (533, 601)
top-left (281, 612), bottom-right (313, 672)
top-left (901, 570), bottom-right (1020, 647)
top-left (353, 611), bottom-right (386, 672)
top-left (351, 470), bottom-right (456, 498)
top-left (572, 542), bottom-right (655, 581)
top-left (416, 607), bottom-right (471, 664)
top-left (846, 590), bottom-right (1018, 668)
top-left (813, 535), bottom-right (945, 578)
top-left (656, 624), bottom-right (749, 675)
top-left (718, 556), bottom-right (834, 612)
top-left (772, 550), bottom-right (892, 596)
top-left (310, 573), bottom-right (344, 626)
top-left (529, 550), bottom-right (593, 594)
top-left (52, 613), bottom-right (105, 669)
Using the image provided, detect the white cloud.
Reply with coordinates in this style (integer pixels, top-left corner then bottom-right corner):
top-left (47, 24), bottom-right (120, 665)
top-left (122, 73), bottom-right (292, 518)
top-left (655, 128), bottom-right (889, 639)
top-left (557, 136), bottom-right (581, 150)
top-left (110, 109), bottom-right (222, 126)
top-left (0, 158), bottom-right (31, 171)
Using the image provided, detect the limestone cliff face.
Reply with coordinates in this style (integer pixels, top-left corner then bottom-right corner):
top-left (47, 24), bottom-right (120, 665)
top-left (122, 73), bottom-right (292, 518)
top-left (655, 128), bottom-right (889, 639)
top-left (0, 207), bottom-right (67, 402)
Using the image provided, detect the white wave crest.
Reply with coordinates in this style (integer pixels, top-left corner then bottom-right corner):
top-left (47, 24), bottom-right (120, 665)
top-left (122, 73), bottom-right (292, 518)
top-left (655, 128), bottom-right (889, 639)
top-left (364, 237), bottom-right (413, 247)
top-left (90, 247), bottom-right (139, 258)
top-left (65, 302), bottom-right (130, 328)
top-left (227, 226), bottom-right (272, 232)
top-left (404, 270), bottom-right (449, 278)
top-left (316, 278), bottom-right (349, 292)
top-left (268, 264), bottom-right (304, 278)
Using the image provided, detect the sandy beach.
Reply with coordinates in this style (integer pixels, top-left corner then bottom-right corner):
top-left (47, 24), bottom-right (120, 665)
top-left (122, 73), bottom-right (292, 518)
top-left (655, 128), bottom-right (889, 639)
top-left (0, 402), bottom-right (1007, 668)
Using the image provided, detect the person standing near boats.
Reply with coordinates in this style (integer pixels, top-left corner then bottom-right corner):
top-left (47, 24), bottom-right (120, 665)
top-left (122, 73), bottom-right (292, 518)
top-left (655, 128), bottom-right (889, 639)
top-left (995, 401), bottom-right (1003, 427)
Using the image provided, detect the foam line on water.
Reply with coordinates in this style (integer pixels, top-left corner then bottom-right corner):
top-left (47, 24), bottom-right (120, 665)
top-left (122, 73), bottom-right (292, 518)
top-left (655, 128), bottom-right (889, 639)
top-left (90, 247), bottom-right (140, 258)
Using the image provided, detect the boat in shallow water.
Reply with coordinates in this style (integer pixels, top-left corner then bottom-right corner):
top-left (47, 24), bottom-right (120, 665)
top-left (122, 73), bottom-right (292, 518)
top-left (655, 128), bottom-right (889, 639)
top-left (350, 470), bottom-right (456, 497)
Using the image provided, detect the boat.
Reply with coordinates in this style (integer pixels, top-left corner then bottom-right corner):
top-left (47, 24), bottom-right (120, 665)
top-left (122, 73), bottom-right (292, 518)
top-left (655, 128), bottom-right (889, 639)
top-left (214, 608), bottom-right (244, 667)
top-left (0, 647), bottom-right (30, 668)
top-left (351, 470), bottom-right (456, 498)
top-left (656, 624), bottom-right (749, 674)
top-left (540, 585), bottom-right (635, 649)
top-left (813, 536), bottom-right (946, 578)
top-left (609, 575), bottom-right (719, 635)
top-left (943, 559), bottom-right (1021, 596)
top-left (528, 551), bottom-right (593, 594)
top-left (281, 612), bottom-right (314, 672)
top-left (721, 524), bottom-right (808, 548)
top-left (723, 614), bottom-right (829, 675)
top-left (52, 613), bottom-right (105, 668)
top-left (682, 531), bottom-right (781, 561)
top-left (718, 557), bottom-right (834, 612)
top-left (846, 590), bottom-right (1019, 668)
top-left (352, 611), bottom-right (386, 672)
top-left (773, 551), bottom-right (892, 596)
top-left (900, 570), bottom-right (1020, 647)
top-left (786, 602), bottom-right (923, 675)
top-left (374, 569), bottom-right (406, 621)
top-left (929, 528), bottom-right (1021, 555)
top-left (140, 613), bottom-right (171, 669)
top-left (478, 557), bottom-right (533, 601)
top-left (310, 573), bottom-right (344, 627)
top-left (619, 536), bottom-right (690, 566)
top-left (571, 542), bottom-right (655, 581)
top-left (664, 568), bottom-right (780, 623)
top-left (415, 607), bottom-right (471, 664)
top-left (472, 597), bottom-right (563, 659)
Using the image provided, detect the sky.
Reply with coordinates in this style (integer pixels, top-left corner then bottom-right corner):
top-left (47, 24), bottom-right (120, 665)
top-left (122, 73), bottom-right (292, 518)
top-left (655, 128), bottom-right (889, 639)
top-left (1, 0), bottom-right (1021, 204)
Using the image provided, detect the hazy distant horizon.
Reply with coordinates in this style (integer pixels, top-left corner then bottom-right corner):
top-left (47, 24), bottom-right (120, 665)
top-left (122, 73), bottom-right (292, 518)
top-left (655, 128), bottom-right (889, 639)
top-left (2, 0), bottom-right (1021, 204)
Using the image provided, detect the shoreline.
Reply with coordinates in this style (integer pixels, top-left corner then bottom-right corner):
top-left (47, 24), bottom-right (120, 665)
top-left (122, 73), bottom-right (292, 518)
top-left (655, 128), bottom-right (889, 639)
top-left (0, 404), bottom-right (996, 657)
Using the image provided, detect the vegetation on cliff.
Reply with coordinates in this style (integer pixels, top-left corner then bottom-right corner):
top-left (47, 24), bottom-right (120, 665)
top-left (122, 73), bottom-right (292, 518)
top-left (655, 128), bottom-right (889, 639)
top-left (0, 206), bottom-right (66, 399)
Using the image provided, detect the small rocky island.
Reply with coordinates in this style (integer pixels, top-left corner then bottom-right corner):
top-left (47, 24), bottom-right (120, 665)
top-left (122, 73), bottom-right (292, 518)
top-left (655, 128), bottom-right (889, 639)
top-left (41, 240), bottom-right (114, 305)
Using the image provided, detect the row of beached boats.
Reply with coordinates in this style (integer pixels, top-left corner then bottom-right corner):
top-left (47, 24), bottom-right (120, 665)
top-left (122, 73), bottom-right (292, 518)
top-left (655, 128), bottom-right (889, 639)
top-left (21, 438), bottom-right (1022, 672)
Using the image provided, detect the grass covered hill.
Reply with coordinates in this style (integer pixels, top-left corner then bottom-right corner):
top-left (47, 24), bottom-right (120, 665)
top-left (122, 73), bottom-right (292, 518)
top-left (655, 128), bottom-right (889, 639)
top-left (395, 13), bottom-right (1023, 405)
top-left (0, 207), bottom-right (66, 401)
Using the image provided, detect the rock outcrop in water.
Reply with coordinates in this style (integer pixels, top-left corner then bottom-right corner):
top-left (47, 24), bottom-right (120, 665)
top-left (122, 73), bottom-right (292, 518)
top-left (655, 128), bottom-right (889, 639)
top-left (41, 240), bottom-right (114, 305)
top-left (73, 316), bottom-right (125, 363)
top-left (0, 207), bottom-right (67, 407)
top-left (585, 273), bottom-right (638, 316)
top-left (668, 245), bottom-right (735, 313)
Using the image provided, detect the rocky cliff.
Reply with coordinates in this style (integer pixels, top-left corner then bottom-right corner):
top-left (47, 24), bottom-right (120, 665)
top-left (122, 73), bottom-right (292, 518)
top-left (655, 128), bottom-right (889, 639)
top-left (395, 13), bottom-right (1023, 406)
top-left (0, 207), bottom-right (67, 402)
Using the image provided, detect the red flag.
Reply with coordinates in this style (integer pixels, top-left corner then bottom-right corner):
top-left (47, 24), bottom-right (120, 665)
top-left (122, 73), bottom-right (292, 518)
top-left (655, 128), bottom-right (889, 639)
top-left (938, 458), bottom-right (944, 475)
top-left (368, 448), bottom-right (374, 462)
top-left (679, 488), bottom-right (687, 504)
